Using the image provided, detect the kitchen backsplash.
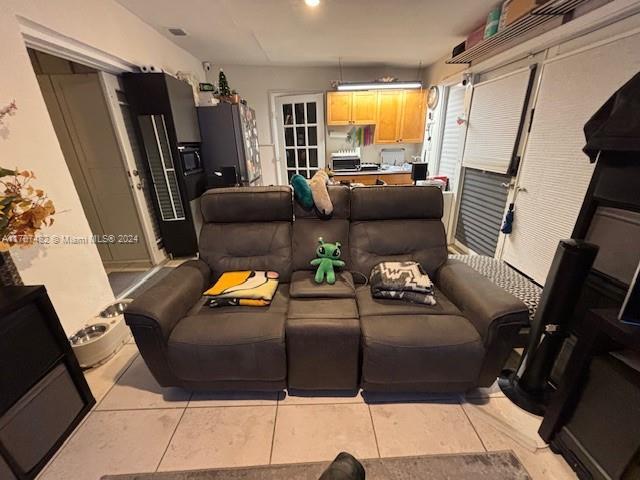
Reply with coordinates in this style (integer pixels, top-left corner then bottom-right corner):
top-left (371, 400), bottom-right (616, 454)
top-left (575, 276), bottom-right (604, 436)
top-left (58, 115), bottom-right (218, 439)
top-left (326, 135), bottom-right (422, 165)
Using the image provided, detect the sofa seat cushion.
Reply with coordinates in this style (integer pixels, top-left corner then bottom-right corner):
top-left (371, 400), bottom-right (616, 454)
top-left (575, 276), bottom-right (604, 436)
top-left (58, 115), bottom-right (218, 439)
top-left (361, 314), bottom-right (484, 387)
top-left (167, 310), bottom-right (286, 383)
top-left (288, 297), bottom-right (359, 319)
top-left (289, 271), bottom-right (355, 298)
top-left (355, 285), bottom-right (460, 317)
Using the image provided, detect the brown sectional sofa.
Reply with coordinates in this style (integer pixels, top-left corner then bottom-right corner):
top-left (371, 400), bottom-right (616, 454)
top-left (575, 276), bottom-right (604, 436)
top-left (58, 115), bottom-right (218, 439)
top-left (125, 185), bottom-right (529, 394)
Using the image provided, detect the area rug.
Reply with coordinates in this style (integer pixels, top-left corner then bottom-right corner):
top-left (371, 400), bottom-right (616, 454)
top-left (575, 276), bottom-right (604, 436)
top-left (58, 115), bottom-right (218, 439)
top-left (101, 451), bottom-right (530, 479)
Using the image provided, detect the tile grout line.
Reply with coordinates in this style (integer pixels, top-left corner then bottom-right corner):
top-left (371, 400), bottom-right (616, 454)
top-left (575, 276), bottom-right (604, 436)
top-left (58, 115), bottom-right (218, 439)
top-left (155, 405), bottom-right (189, 473)
top-left (93, 350), bottom-right (140, 410)
top-left (95, 405), bottom-right (190, 412)
top-left (276, 400), bottom-right (364, 407)
top-left (268, 401), bottom-right (279, 464)
top-left (367, 404), bottom-right (382, 458)
top-left (459, 401), bottom-right (488, 452)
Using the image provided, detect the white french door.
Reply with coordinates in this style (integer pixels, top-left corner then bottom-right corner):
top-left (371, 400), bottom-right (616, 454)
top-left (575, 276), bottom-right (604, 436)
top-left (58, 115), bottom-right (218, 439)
top-left (275, 93), bottom-right (326, 184)
top-left (502, 30), bottom-right (640, 284)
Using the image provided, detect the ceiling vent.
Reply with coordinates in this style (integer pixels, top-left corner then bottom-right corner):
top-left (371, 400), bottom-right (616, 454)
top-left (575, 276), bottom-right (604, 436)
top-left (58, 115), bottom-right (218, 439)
top-left (168, 28), bottom-right (187, 36)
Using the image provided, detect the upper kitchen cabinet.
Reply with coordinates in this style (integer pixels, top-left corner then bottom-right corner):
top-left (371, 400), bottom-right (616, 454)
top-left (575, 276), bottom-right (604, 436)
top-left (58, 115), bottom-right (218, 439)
top-left (351, 91), bottom-right (378, 124)
top-left (165, 74), bottom-right (201, 143)
top-left (399, 89), bottom-right (427, 143)
top-left (327, 91), bottom-right (378, 125)
top-left (374, 91), bottom-right (402, 143)
top-left (327, 92), bottom-right (353, 125)
top-left (327, 89), bottom-right (427, 143)
top-left (375, 89), bottom-right (426, 144)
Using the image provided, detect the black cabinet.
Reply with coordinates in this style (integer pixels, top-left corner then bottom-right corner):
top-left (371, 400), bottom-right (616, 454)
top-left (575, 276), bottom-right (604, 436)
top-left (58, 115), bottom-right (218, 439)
top-left (123, 73), bottom-right (204, 257)
top-left (0, 286), bottom-right (94, 480)
top-left (165, 75), bottom-right (201, 144)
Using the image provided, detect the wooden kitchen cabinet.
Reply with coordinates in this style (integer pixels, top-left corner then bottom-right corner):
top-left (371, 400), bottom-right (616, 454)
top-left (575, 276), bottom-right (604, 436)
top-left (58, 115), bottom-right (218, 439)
top-left (399, 90), bottom-right (427, 143)
top-left (375, 89), bottom-right (427, 144)
top-left (327, 91), bottom-right (377, 125)
top-left (374, 91), bottom-right (403, 143)
top-left (327, 89), bottom-right (427, 143)
top-left (351, 91), bottom-right (377, 124)
top-left (327, 92), bottom-right (353, 125)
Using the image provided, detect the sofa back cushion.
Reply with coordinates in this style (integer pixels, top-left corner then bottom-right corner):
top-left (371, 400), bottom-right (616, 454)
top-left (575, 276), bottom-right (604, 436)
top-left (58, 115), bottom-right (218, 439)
top-left (199, 186), bottom-right (293, 281)
top-left (292, 186), bottom-right (350, 271)
top-left (349, 186), bottom-right (447, 278)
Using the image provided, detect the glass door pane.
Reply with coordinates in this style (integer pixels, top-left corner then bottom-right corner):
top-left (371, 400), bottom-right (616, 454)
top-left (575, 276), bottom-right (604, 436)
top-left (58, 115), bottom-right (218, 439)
top-left (278, 95), bottom-right (325, 183)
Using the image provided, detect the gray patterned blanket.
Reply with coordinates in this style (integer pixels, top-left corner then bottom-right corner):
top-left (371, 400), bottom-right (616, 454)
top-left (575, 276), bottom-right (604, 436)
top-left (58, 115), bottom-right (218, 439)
top-left (370, 261), bottom-right (436, 305)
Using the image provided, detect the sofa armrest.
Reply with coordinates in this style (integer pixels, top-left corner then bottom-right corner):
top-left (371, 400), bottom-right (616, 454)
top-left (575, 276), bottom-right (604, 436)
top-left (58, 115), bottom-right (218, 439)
top-left (125, 259), bottom-right (211, 341)
top-left (436, 259), bottom-right (529, 346)
top-left (436, 259), bottom-right (529, 386)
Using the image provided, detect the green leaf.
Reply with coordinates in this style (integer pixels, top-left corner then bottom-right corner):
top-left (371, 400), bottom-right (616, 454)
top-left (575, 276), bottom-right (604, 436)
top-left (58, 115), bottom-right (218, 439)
top-left (0, 168), bottom-right (17, 178)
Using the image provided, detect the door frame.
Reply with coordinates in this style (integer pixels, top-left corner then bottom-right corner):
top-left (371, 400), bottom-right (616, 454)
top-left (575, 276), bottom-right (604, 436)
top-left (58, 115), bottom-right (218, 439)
top-left (269, 91), bottom-right (326, 185)
top-left (20, 18), bottom-right (166, 266)
top-left (447, 76), bottom-right (475, 249)
top-left (99, 72), bottom-right (166, 265)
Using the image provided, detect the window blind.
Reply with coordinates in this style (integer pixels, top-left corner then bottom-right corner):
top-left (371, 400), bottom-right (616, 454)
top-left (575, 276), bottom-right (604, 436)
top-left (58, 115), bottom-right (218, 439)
top-left (502, 31), bottom-right (640, 284)
top-left (437, 85), bottom-right (466, 191)
top-left (462, 68), bottom-right (533, 174)
top-left (455, 168), bottom-right (510, 256)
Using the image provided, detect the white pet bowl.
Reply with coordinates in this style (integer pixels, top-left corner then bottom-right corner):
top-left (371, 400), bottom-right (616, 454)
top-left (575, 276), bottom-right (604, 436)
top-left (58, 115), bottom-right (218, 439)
top-left (70, 300), bottom-right (132, 368)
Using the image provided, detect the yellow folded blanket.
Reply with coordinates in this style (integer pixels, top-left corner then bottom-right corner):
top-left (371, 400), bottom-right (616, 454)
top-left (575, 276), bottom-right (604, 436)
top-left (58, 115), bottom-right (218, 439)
top-left (204, 271), bottom-right (279, 307)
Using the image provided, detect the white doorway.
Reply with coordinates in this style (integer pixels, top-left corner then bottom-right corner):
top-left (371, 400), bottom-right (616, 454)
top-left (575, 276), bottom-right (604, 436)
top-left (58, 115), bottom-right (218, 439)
top-left (29, 49), bottom-right (165, 296)
top-left (275, 93), bottom-right (326, 184)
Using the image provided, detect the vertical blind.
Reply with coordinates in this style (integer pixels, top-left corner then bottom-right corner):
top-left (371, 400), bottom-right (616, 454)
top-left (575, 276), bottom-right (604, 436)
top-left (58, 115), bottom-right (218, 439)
top-left (502, 31), bottom-right (640, 284)
top-left (462, 67), bottom-right (533, 174)
top-left (118, 96), bottom-right (162, 242)
top-left (138, 115), bottom-right (186, 222)
top-left (437, 85), bottom-right (466, 191)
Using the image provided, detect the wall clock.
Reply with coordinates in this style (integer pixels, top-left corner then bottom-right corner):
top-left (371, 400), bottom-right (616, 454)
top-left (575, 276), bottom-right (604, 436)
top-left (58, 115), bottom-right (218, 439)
top-left (427, 86), bottom-right (440, 109)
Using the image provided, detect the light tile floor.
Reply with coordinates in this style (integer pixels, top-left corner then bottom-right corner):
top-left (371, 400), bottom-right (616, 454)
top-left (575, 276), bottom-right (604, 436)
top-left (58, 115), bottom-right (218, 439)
top-left (38, 344), bottom-right (578, 480)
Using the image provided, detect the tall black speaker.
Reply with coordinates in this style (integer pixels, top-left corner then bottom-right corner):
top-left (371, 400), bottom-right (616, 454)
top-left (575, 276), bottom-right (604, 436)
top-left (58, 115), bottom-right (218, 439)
top-left (499, 239), bottom-right (599, 415)
top-left (411, 163), bottom-right (428, 183)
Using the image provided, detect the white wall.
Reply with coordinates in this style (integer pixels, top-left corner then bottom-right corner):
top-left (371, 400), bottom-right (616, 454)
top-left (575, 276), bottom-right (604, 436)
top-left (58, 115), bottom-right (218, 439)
top-left (422, 54), bottom-right (467, 87)
top-left (206, 64), bottom-right (423, 185)
top-left (0, 0), bottom-right (204, 335)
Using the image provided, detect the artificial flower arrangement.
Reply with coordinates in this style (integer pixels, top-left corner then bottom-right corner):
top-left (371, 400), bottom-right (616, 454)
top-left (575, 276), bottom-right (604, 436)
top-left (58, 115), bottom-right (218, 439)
top-left (0, 101), bottom-right (56, 251)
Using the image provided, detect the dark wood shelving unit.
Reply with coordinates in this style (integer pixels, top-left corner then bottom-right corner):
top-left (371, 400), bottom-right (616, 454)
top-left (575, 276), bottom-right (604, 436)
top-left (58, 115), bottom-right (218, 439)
top-left (446, 0), bottom-right (591, 65)
top-left (0, 286), bottom-right (95, 480)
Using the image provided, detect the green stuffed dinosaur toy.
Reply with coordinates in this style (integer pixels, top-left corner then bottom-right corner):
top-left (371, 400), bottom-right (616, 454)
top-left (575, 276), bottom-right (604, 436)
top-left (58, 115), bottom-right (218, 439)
top-left (310, 237), bottom-right (345, 284)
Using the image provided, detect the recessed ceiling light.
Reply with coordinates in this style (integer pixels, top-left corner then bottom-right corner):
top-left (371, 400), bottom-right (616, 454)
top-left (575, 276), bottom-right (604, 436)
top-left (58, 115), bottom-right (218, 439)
top-left (305, 0), bottom-right (320, 7)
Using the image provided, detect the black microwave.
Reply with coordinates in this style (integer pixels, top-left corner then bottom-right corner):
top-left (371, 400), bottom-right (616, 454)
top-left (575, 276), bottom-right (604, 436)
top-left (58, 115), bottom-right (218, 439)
top-left (178, 145), bottom-right (202, 175)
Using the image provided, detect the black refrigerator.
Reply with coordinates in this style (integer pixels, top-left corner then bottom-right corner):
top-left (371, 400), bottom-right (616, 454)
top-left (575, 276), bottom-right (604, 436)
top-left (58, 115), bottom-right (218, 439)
top-left (197, 103), bottom-right (262, 187)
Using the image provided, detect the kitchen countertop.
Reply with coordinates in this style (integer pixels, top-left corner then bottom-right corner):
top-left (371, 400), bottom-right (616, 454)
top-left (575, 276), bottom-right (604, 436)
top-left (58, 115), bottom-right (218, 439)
top-left (331, 165), bottom-right (412, 176)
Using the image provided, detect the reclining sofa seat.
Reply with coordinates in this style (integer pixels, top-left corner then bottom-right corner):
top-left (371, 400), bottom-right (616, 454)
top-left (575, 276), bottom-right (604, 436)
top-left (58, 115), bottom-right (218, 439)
top-left (125, 186), bottom-right (293, 391)
top-left (125, 184), bottom-right (529, 394)
top-left (349, 186), bottom-right (529, 392)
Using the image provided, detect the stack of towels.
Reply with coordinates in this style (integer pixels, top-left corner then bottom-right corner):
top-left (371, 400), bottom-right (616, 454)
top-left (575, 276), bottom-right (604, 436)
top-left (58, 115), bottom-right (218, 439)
top-left (369, 261), bottom-right (436, 305)
top-left (204, 271), bottom-right (279, 307)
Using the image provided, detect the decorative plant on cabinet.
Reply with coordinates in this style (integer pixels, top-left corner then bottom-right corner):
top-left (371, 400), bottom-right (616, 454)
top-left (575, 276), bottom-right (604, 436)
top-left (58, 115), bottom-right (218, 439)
top-left (217, 70), bottom-right (240, 104)
top-left (0, 100), bottom-right (56, 286)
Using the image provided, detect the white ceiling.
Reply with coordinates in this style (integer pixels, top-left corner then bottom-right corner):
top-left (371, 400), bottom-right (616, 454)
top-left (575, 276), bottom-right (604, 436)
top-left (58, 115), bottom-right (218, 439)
top-left (116, 0), bottom-right (497, 67)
